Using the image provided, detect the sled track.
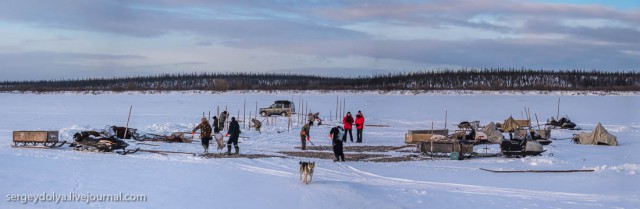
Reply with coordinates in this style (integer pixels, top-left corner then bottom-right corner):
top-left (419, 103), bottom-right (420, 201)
top-left (229, 161), bottom-right (638, 203)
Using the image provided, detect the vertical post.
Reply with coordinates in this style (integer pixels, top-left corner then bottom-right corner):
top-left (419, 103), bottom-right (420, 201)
top-left (341, 98), bottom-right (345, 118)
top-left (124, 105), bottom-right (132, 139)
top-left (208, 111), bottom-right (210, 120)
top-left (217, 105), bottom-right (220, 130)
top-left (288, 107), bottom-right (291, 132)
top-left (255, 101), bottom-right (258, 119)
top-left (535, 113), bottom-right (541, 131)
top-left (243, 99), bottom-right (246, 129)
top-left (556, 96), bottom-right (561, 119)
top-left (225, 106), bottom-right (228, 131)
top-left (431, 121), bottom-right (434, 133)
top-left (444, 110), bottom-right (448, 130)
top-left (336, 95), bottom-right (339, 121)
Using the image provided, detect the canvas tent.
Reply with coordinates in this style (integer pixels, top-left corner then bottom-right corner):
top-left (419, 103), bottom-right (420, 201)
top-left (574, 123), bottom-right (618, 146)
top-left (482, 122), bottom-right (504, 143)
top-left (502, 116), bottom-right (531, 133)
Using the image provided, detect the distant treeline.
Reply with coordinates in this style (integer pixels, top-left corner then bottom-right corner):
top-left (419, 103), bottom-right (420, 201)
top-left (1, 69), bottom-right (638, 92)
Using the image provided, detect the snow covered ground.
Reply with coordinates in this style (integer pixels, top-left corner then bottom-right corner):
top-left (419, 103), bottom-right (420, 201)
top-left (0, 92), bottom-right (638, 209)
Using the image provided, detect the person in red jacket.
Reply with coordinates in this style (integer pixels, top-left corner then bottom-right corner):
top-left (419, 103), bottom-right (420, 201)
top-left (342, 112), bottom-right (354, 142)
top-left (355, 111), bottom-right (365, 143)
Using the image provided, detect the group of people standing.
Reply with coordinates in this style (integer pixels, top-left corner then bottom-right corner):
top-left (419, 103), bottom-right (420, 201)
top-left (192, 111), bottom-right (241, 155)
top-left (341, 111), bottom-right (365, 143)
top-left (299, 110), bottom-right (366, 162)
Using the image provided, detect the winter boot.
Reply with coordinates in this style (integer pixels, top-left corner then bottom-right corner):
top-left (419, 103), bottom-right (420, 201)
top-left (234, 146), bottom-right (239, 155)
top-left (227, 145), bottom-right (232, 155)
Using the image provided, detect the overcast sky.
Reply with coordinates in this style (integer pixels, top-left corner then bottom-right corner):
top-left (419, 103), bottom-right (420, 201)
top-left (0, 0), bottom-right (638, 80)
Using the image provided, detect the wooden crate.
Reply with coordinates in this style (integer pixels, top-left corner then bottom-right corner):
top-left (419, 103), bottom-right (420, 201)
top-left (13, 131), bottom-right (59, 143)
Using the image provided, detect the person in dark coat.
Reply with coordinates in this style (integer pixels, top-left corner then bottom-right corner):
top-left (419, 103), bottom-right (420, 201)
top-left (192, 117), bottom-right (213, 154)
top-left (355, 111), bottom-right (365, 143)
top-left (212, 116), bottom-right (220, 133)
top-left (226, 117), bottom-right (241, 155)
top-left (342, 112), bottom-right (354, 142)
top-left (330, 126), bottom-right (345, 162)
top-left (300, 121), bottom-right (312, 150)
top-left (219, 111), bottom-right (229, 130)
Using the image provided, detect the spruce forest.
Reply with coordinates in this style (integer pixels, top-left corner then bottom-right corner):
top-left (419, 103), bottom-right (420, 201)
top-left (1, 69), bottom-right (638, 92)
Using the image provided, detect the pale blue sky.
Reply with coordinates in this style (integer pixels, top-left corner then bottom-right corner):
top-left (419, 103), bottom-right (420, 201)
top-left (0, 0), bottom-right (638, 80)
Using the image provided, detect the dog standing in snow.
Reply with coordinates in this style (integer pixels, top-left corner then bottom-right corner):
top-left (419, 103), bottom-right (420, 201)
top-left (299, 161), bottom-right (315, 184)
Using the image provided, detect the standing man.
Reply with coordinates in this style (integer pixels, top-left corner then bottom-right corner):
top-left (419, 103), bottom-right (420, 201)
top-left (192, 117), bottom-right (213, 154)
top-left (212, 116), bottom-right (220, 133)
top-left (342, 112), bottom-right (354, 142)
top-left (219, 111), bottom-right (229, 131)
top-left (355, 111), bottom-right (365, 143)
top-left (330, 126), bottom-right (345, 162)
top-left (300, 121), bottom-right (312, 150)
top-left (226, 117), bottom-right (241, 155)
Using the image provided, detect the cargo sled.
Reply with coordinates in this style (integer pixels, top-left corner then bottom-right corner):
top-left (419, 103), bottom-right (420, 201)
top-left (417, 140), bottom-right (474, 159)
top-left (12, 131), bottom-right (67, 148)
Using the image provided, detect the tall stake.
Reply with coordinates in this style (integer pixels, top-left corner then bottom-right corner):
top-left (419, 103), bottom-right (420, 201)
top-left (444, 110), bottom-right (448, 130)
top-left (243, 99), bottom-right (246, 129)
top-left (556, 96), bottom-right (561, 119)
top-left (255, 102), bottom-right (258, 119)
top-left (124, 105), bottom-right (132, 138)
top-left (535, 113), bottom-right (541, 131)
top-left (225, 106), bottom-right (228, 131)
top-left (336, 95), bottom-right (339, 121)
top-left (342, 98), bottom-right (347, 115)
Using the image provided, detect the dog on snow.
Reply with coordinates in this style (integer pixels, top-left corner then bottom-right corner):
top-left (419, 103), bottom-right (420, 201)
top-left (299, 161), bottom-right (315, 184)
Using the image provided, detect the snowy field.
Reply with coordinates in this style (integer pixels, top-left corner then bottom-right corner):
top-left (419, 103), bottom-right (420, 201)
top-left (0, 92), bottom-right (638, 209)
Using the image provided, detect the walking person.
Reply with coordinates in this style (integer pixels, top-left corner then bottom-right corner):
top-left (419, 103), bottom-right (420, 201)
top-left (342, 112), bottom-right (354, 142)
top-left (226, 117), bottom-right (241, 155)
top-left (192, 117), bottom-right (213, 154)
top-left (355, 111), bottom-right (365, 143)
top-left (330, 126), bottom-right (345, 162)
top-left (300, 121), bottom-right (312, 150)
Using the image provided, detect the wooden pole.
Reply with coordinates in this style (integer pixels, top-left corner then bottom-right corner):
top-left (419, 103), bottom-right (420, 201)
top-left (243, 98), bottom-right (246, 129)
top-left (535, 113), bottom-right (541, 131)
top-left (342, 98), bottom-right (347, 115)
top-left (124, 105), bottom-right (132, 138)
top-left (217, 105), bottom-right (220, 130)
top-left (225, 106), bottom-right (228, 131)
top-left (336, 95), bottom-right (339, 121)
top-left (444, 110), bottom-right (448, 130)
top-left (255, 101), bottom-right (258, 119)
top-left (556, 96), bottom-right (561, 119)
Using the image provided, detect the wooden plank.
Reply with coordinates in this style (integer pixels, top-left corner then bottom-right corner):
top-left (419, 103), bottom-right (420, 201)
top-left (365, 124), bottom-right (390, 127)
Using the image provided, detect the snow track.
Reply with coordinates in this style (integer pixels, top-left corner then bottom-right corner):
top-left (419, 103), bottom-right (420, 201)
top-left (227, 160), bottom-right (638, 204)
